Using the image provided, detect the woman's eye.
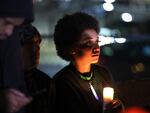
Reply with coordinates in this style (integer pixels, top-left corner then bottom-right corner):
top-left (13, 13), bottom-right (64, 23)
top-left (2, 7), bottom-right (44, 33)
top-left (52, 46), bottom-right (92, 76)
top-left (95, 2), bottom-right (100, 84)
top-left (78, 40), bottom-right (100, 49)
top-left (79, 42), bottom-right (92, 48)
top-left (86, 42), bottom-right (91, 46)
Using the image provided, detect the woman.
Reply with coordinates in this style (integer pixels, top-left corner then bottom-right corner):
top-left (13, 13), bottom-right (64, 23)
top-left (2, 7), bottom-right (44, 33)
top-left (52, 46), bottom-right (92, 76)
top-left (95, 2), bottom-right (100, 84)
top-left (20, 24), bottom-right (54, 113)
top-left (53, 12), bottom-right (122, 113)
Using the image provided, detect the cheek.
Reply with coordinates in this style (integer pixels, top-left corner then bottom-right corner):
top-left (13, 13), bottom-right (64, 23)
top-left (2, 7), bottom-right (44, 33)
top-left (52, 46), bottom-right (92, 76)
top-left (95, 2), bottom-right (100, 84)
top-left (80, 49), bottom-right (92, 59)
top-left (33, 45), bottom-right (40, 57)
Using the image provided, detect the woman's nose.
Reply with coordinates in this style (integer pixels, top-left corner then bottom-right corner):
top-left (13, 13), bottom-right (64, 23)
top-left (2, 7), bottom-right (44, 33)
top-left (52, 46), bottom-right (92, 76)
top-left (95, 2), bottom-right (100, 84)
top-left (93, 43), bottom-right (99, 49)
top-left (92, 46), bottom-right (100, 54)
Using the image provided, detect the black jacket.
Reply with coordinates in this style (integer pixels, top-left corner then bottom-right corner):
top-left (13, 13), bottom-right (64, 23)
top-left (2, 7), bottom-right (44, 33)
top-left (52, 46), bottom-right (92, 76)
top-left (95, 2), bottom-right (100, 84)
top-left (25, 68), bottom-right (54, 113)
top-left (0, 33), bottom-right (27, 113)
top-left (53, 63), bottom-right (115, 113)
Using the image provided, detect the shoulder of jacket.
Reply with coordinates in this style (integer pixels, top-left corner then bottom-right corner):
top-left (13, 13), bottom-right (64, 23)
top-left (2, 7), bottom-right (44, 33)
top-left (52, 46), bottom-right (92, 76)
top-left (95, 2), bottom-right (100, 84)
top-left (53, 65), bottom-right (70, 79)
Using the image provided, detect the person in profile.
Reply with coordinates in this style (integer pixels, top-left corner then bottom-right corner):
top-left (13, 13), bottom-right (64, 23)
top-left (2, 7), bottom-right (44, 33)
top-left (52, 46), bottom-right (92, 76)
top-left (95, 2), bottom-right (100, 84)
top-left (20, 24), bottom-right (54, 113)
top-left (53, 12), bottom-right (123, 113)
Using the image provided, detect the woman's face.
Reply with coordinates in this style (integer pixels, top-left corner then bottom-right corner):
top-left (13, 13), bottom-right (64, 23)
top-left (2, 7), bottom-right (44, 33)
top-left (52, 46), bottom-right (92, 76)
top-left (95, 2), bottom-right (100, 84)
top-left (21, 35), bottom-right (41, 71)
top-left (73, 29), bottom-right (100, 65)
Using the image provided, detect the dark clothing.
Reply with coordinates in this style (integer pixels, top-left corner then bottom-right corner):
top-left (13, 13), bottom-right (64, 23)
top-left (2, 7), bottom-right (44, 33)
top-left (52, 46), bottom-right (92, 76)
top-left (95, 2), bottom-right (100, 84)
top-left (53, 63), bottom-right (115, 113)
top-left (0, 32), bottom-right (27, 113)
top-left (25, 68), bottom-right (53, 113)
top-left (0, 91), bottom-right (7, 113)
top-left (0, 32), bottom-right (26, 91)
top-left (0, 0), bottom-right (34, 112)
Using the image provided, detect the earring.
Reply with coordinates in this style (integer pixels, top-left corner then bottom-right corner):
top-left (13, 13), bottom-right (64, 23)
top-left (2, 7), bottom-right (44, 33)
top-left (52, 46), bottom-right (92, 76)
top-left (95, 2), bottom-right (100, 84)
top-left (72, 51), bottom-right (76, 55)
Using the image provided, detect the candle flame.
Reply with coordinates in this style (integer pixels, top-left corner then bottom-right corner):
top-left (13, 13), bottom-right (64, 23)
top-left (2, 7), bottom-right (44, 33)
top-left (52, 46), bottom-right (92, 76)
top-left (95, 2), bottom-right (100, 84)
top-left (103, 87), bottom-right (114, 103)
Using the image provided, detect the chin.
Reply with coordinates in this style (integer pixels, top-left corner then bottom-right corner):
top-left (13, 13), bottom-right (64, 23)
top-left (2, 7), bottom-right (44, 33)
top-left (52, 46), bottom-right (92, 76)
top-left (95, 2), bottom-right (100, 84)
top-left (91, 59), bottom-right (99, 64)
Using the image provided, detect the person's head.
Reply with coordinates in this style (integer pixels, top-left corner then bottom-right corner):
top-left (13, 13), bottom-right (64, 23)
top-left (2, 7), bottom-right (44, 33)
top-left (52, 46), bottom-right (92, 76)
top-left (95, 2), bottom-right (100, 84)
top-left (0, 0), bottom-right (34, 40)
top-left (20, 24), bottom-right (41, 72)
top-left (0, 18), bottom-right (24, 40)
top-left (54, 12), bottom-right (100, 65)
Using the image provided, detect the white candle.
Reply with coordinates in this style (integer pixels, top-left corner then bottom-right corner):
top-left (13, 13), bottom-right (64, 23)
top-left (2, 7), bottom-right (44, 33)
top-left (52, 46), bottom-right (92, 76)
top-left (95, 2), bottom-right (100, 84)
top-left (103, 87), bottom-right (114, 103)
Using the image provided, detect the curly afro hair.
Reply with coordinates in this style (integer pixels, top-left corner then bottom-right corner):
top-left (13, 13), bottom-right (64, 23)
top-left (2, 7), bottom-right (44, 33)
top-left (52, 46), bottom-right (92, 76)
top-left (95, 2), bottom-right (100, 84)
top-left (54, 12), bottom-right (100, 61)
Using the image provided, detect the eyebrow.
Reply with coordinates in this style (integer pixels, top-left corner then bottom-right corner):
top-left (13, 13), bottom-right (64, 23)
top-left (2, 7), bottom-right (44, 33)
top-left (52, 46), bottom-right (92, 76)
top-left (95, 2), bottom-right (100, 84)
top-left (81, 35), bottom-right (99, 41)
top-left (80, 34), bottom-right (94, 41)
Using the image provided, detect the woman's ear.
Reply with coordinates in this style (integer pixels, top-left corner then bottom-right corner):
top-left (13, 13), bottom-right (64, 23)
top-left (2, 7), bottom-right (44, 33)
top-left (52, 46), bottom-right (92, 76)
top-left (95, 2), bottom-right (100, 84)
top-left (72, 51), bottom-right (76, 55)
top-left (71, 47), bottom-right (84, 56)
top-left (71, 47), bottom-right (78, 55)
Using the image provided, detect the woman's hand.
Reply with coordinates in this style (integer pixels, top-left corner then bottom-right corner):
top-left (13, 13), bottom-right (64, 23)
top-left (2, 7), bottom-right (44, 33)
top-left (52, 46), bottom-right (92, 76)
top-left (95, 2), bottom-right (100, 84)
top-left (104, 99), bottom-right (124, 113)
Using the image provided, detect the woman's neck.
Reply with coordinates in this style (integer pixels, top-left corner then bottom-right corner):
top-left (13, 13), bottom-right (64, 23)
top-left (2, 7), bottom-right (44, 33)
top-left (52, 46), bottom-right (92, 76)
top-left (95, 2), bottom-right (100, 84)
top-left (72, 61), bottom-right (91, 73)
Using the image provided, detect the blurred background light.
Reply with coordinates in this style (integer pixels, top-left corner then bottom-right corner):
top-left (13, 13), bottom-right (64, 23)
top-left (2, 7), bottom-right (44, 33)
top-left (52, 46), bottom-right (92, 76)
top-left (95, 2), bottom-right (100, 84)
top-left (102, 46), bottom-right (114, 56)
top-left (121, 13), bottom-right (133, 22)
top-left (100, 27), bottom-right (112, 36)
top-left (99, 36), bottom-right (115, 46)
top-left (102, 2), bottom-right (114, 11)
top-left (115, 38), bottom-right (127, 43)
top-left (131, 62), bottom-right (145, 73)
top-left (104, 0), bottom-right (115, 3)
top-left (142, 45), bottom-right (150, 57)
top-left (64, 0), bottom-right (72, 2)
